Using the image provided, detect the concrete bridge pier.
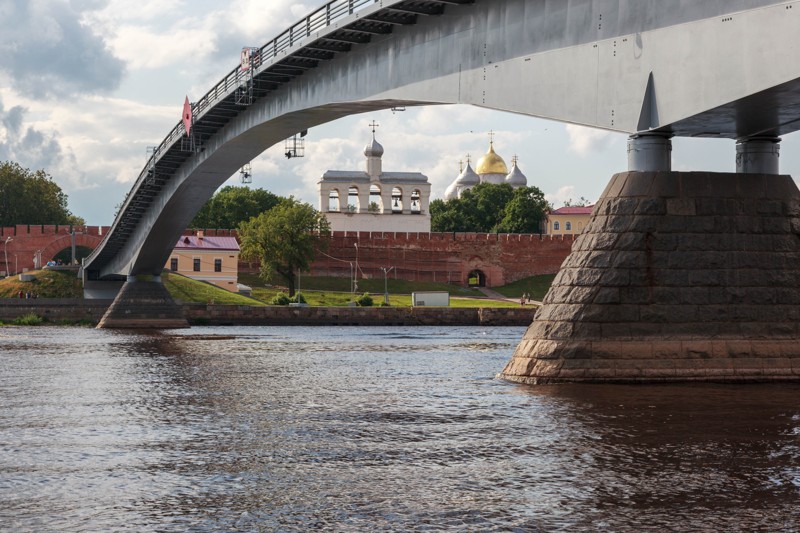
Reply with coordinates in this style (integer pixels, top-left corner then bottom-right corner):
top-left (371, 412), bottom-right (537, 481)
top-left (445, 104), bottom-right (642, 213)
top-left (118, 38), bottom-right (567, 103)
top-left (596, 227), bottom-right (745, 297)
top-left (96, 275), bottom-right (189, 329)
top-left (736, 137), bottom-right (781, 174)
top-left (500, 138), bottom-right (800, 383)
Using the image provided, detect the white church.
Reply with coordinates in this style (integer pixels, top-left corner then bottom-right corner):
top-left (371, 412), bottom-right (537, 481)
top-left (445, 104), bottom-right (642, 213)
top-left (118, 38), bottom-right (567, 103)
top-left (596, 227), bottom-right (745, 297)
top-left (318, 127), bottom-right (432, 233)
top-left (443, 135), bottom-right (529, 200)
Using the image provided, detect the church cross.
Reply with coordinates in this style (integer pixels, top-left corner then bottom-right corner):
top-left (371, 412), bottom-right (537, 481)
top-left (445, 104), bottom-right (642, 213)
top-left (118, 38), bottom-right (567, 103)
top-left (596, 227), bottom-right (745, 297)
top-left (369, 120), bottom-right (380, 137)
top-left (488, 130), bottom-right (495, 145)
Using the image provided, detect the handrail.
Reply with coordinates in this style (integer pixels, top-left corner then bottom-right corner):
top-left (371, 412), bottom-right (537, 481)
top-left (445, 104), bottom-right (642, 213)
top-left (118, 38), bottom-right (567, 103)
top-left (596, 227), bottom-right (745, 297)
top-left (141, 0), bottom-right (379, 180)
top-left (99, 0), bottom-right (386, 264)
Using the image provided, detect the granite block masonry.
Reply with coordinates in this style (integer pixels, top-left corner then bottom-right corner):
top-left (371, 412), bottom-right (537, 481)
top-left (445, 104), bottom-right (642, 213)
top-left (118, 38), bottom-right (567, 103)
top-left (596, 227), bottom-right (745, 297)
top-left (499, 171), bottom-right (800, 384)
top-left (96, 280), bottom-right (189, 329)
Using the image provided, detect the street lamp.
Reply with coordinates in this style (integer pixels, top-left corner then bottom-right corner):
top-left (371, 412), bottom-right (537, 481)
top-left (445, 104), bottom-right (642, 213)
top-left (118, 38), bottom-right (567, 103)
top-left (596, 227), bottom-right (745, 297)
top-left (354, 242), bottom-right (358, 274)
top-left (349, 261), bottom-right (354, 301)
top-left (3, 237), bottom-right (11, 278)
top-left (380, 266), bottom-right (395, 305)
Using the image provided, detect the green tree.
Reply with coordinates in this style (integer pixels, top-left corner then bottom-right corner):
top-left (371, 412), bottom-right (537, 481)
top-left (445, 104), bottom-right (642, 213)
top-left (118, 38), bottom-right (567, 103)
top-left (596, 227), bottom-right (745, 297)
top-left (462, 182), bottom-right (515, 231)
top-left (496, 186), bottom-right (550, 233)
top-left (238, 200), bottom-right (330, 296)
top-left (0, 161), bottom-right (78, 226)
top-left (431, 183), bottom-right (547, 233)
top-left (192, 186), bottom-right (281, 229)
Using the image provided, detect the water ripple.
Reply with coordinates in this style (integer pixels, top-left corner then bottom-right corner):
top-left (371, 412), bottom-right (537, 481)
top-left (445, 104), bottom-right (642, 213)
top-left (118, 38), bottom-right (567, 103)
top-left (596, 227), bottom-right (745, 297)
top-left (1, 326), bottom-right (799, 531)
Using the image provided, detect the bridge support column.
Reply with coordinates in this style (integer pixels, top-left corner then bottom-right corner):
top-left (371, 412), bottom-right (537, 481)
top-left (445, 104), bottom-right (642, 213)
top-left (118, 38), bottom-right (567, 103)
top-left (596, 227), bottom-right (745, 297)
top-left (96, 275), bottom-right (188, 329)
top-left (627, 134), bottom-right (672, 172)
top-left (499, 171), bottom-right (800, 384)
top-left (736, 137), bottom-right (781, 174)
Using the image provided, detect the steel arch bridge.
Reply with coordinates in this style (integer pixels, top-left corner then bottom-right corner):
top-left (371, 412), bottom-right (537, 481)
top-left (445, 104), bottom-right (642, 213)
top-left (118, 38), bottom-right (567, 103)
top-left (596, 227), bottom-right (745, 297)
top-left (83, 0), bottom-right (800, 293)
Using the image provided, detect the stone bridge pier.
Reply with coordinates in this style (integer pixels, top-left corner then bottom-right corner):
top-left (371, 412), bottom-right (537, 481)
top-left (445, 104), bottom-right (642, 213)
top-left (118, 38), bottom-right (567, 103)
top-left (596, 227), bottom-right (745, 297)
top-left (500, 136), bottom-right (800, 383)
top-left (96, 276), bottom-right (188, 329)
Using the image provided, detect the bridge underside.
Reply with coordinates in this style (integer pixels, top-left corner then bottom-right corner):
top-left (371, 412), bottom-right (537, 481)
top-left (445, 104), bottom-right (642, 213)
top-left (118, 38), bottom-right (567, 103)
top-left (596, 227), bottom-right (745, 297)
top-left (85, 0), bottom-right (800, 285)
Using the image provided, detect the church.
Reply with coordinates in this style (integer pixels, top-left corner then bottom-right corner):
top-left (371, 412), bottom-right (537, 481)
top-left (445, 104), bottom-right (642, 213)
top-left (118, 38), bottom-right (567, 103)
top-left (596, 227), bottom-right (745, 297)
top-left (443, 134), bottom-right (529, 200)
top-left (318, 125), bottom-right (431, 233)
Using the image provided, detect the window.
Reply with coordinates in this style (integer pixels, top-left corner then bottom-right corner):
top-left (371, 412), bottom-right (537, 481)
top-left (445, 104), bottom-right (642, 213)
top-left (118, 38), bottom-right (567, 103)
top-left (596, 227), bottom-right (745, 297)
top-left (170, 258), bottom-right (178, 271)
top-left (193, 258), bottom-right (201, 272)
top-left (565, 221), bottom-right (572, 231)
top-left (553, 221), bottom-right (560, 231)
top-left (214, 258), bottom-right (222, 272)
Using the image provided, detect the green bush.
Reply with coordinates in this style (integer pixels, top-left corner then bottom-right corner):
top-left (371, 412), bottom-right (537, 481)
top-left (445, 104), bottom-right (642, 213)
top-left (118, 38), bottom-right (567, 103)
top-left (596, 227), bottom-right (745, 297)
top-left (291, 292), bottom-right (307, 304)
top-left (271, 293), bottom-right (291, 305)
top-left (356, 292), bottom-right (374, 307)
top-left (12, 313), bottom-right (45, 326)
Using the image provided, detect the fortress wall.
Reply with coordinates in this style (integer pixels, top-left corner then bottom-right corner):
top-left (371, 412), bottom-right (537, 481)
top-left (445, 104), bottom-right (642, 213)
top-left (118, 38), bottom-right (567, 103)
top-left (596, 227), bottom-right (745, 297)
top-left (0, 226), bottom-right (109, 274)
top-left (1, 225), bottom-right (574, 287)
top-left (308, 231), bottom-right (574, 287)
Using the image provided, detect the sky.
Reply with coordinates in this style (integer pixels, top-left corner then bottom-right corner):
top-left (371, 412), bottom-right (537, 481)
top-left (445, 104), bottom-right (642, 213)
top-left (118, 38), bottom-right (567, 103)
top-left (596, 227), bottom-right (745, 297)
top-left (2, 0), bottom-right (800, 225)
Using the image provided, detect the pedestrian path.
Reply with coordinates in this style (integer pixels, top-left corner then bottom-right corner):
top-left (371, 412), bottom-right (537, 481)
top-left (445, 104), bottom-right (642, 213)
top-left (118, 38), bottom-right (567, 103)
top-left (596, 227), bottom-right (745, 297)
top-left (477, 287), bottom-right (542, 306)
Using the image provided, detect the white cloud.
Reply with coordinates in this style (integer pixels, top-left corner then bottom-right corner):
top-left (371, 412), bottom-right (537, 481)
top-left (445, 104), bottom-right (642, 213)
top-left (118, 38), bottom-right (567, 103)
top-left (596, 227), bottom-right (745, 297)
top-left (0, 0), bottom-right (124, 98)
top-left (565, 124), bottom-right (617, 156)
top-left (546, 186), bottom-right (577, 207)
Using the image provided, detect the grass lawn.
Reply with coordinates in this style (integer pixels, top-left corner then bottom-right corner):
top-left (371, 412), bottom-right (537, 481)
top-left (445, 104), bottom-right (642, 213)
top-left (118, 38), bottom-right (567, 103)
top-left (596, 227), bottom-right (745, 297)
top-left (0, 269), bottom-right (83, 298)
top-left (491, 274), bottom-right (556, 301)
top-left (162, 272), bottom-right (265, 305)
top-left (0, 269), bottom-right (550, 309)
top-left (239, 273), bottom-right (487, 298)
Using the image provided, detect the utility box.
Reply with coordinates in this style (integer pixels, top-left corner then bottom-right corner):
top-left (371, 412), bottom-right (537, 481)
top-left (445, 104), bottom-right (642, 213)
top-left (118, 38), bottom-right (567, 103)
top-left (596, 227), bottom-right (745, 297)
top-left (412, 291), bottom-right (450, 307)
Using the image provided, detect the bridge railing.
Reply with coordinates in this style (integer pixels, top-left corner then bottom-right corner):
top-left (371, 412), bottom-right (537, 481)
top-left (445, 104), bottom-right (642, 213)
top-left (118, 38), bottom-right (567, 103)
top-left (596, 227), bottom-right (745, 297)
top-left (100, 0), bottom-right (385, 269)
top-left (139, 0), bottom-right (380, 181)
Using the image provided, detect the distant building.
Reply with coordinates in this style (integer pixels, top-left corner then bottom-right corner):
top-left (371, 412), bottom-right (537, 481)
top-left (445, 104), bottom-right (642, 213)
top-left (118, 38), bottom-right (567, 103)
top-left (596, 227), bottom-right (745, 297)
top-left (547, 205), bottom-right (594, 235)
top-left (444, 134), bottom-right (528, 200)
top-left (318, 126), bottom-right (431, 232)
top-left (166, 232), bottom-right (240, 291)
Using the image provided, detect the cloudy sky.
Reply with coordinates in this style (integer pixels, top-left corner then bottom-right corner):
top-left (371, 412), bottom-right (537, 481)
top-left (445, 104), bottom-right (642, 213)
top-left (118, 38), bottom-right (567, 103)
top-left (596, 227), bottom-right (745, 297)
top-left (2, 0), bottom-right (800, 225)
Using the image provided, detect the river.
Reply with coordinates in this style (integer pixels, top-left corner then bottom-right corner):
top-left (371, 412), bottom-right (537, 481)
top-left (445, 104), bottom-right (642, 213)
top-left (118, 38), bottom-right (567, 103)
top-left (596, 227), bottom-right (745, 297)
top-left (1, 326), bottom-right (798, 531)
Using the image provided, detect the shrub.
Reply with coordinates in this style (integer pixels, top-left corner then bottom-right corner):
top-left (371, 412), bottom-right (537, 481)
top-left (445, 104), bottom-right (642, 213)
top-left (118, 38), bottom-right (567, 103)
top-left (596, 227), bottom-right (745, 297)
top-left (271, 293), bottom-right (291, 305)
top-left (291, 292), bottom-right (307, 304)
top-left (12, 313), bottom-right (44, 326)
top-left (356, 292), bottom-right (373, 307)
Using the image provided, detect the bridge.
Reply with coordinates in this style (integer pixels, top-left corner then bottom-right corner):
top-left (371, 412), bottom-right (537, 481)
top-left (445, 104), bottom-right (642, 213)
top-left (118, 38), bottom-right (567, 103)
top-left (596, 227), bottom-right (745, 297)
top-left (86, 0), bottom-right (800, 383)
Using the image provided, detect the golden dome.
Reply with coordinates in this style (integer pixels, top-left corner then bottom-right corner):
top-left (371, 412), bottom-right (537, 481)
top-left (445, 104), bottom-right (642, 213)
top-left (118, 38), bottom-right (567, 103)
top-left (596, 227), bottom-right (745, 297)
top-left (475, 143), bottom-right (508, 175)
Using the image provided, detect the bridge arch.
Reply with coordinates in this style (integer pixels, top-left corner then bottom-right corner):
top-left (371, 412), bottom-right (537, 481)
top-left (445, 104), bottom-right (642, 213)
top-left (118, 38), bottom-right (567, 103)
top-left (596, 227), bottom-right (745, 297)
top-left (84, 0), bottom-right (800, 284)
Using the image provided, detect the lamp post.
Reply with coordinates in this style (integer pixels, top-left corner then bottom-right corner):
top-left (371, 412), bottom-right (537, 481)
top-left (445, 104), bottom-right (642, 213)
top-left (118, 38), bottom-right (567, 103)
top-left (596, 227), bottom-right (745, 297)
top-left (349, 261), bottom-right (354, 301)
top-left (380, 266), bottom-right (394, 305)
top-left (354, 242), bottom-right (359, 294)
top-left (3, 237), bottom-right (11, 278)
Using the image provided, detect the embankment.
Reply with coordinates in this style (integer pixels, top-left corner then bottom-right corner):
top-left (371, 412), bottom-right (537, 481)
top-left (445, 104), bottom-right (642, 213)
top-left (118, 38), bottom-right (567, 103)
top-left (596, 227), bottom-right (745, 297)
top-left (0, 299), bottom-right (536, 326)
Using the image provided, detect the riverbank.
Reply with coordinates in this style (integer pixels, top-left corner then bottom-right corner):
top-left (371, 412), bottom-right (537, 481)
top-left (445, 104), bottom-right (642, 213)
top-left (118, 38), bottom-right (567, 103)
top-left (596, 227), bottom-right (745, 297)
top-left (0, 299), bottom-right (537, 327)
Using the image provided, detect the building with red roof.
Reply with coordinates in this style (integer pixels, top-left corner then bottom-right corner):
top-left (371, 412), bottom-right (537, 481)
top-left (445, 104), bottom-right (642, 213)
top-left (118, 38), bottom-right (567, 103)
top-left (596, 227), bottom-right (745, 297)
top-left (165, 231), bottom-right (241, 292)
top-left (546, 205), bottom-right (594, 235)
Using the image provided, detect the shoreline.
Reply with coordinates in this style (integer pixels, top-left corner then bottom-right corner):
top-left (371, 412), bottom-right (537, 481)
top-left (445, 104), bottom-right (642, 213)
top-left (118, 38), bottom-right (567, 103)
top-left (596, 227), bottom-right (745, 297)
top-left (0, 298), bottom-right (537, 327)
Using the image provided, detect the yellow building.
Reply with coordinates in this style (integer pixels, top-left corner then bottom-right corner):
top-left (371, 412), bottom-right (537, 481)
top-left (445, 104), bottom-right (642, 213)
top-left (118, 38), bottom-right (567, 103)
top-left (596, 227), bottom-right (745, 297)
top-left (546, 206), bottom-right (594, 235)
top-left (166, 232), bottom-right (240, 291)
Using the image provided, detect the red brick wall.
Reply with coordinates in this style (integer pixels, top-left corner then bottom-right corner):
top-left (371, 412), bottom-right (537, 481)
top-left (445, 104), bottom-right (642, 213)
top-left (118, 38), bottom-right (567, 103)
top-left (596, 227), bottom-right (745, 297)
top-left (1, 226), bottom-right (574, 287)
top-left (309, 231), bottom-right (574, 287)
top-left (0, 225), bottom-right (108, 274)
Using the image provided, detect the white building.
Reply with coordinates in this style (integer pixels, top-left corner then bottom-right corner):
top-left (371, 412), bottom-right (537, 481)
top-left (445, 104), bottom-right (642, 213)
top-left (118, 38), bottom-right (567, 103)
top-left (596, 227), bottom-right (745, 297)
top-left (318, 132), bottom-right (431, 232)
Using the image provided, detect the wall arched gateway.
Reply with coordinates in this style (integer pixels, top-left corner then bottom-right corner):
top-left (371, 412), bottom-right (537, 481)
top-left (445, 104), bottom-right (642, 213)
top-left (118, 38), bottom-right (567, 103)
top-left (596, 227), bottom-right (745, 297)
top-left (41, 233), bottom-right (103, 267)
top-left (468, 269), bottom-right (487, 287)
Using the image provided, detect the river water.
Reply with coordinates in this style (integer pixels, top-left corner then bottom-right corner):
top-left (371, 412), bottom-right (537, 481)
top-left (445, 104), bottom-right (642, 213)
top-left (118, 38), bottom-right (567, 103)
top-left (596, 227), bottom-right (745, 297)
top-left (0, 326), bottom-right (798, 532)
